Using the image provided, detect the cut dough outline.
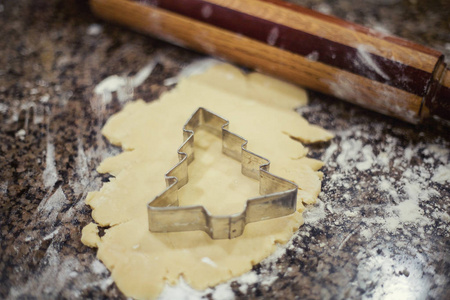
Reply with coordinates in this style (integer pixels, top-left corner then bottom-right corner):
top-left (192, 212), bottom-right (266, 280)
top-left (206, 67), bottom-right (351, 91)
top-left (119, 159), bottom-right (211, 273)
top-left (148, 107), bottom-right (298, 239)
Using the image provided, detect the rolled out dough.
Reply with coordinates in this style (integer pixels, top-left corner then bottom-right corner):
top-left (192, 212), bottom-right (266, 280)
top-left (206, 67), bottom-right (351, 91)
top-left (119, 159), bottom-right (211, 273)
top-left (82, 63), bottom-right (333, 299)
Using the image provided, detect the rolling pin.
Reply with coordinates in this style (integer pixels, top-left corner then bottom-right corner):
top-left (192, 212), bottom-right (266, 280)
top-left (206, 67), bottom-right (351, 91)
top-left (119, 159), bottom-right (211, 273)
top-left (89, 0), bottom-right (450, 123)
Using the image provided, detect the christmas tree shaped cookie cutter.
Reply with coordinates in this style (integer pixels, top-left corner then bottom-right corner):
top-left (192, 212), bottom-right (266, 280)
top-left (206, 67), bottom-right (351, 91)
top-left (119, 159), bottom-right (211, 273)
top-left (148, 107), bottom-right (298, 239)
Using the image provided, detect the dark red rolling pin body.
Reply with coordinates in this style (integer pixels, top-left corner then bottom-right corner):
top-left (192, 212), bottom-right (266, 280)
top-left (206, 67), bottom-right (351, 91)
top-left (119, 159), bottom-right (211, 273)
top-left (90, 0), bottom-right (450, 123)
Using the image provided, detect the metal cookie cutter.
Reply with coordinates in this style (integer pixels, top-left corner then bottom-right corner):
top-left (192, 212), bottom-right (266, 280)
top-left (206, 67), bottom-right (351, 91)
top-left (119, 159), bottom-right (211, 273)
top-left (148, 107), bottom-right (298, 239)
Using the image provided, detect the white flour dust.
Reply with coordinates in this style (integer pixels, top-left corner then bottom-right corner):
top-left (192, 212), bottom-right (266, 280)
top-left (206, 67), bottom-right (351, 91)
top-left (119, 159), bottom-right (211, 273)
top-left (158, 240), bottom-right (297, 300)
top-left (94, 60), bottom-right (157, 105)
top-left (303, 198), bottom-right (327, 224)
top-left (316, 123), bottom-right (449, 235)
top-left (163, 58), bottom-right (221, 86)
top-left (431, 164), bottom-right (450, 183)
top-left (298, 117), bottom-right (450, 299)
top-left (36, 186), bottom-right (67, 224)
top-left (356, 44), bottom-right (390, 80)
top-left (87, 23), bottom-right (103, 36)
top-left (9, 228), bottom-right (113, 299)
top-left (68, 138), bottom-right (90, 196)
top-left (42, 138), bottom-right (58, 189)
top-left (267, 27), bottom-right (279, 46)
top-left (201, 257), bottom-right (218, 268)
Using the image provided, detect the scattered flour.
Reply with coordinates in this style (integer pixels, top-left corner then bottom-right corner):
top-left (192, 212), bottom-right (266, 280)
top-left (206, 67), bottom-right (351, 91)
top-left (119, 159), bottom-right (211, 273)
top-left (163, 58), bottom-right (220, 86)
top-left (15, 128), bottom-right (26, 140)
top-left (7, 243), bottom-right (101, 299)
top-left (69, 138), bottom-right (90, 195)
top-left (159, 277), bottom-right (206, 300)
top-left (157, 240), bottom-right (297, 299)
top-left (313, 3), bottom-right (332, 15)
top-left (315, 121), bottom-right (449, 244)
top-left (210, 284), bottom-right (235, 300)
top-left (36, 187), bottom-right (67, 224)
top-left (92, 259), bottom-right (108, 275)
top-left (311, 118), bottom-right (449, 298)
top-left (237, 272), bottom-right (259, 294)
top-left (201, 4), bottom-right (213, 19)
top-left (94, 60), bottom-right (156, 104)
top-left (303, 199), bottom-right (327, 224)
top-left (322, 143), bottom-right (338, 163)
top-left (43, 228), bottom-right (60, 241)
top-left (305, 51), bottom-right (320, 62)
top-left (201, 257), bottom-right (218, 268)
top-left (356, 249), bottom-right (431, 300)
top-left (267, 27), bottom-right (279, 46)
top-left (334, 134), bottom-right (378, 172)
top-left (384, 197), bottom-right (429, 232)
top-left (0, 102), bottom-right (8, 113)
top-left (355, 145), bottom-right (375, 171)
top-left (42, 139), bottom-right (58, 189)
top-left (359, 228), bottom-right (373, 240)
top-left (356, 44), bottom-right (390, 80)
top-left (87, 24), bottom-right (103, 36)
top-left (377, 177), bottom-right (399, 202)
top-left (423, 144), bottom-right (449, 164)
top-left (431, 164), bottom-right (450, 183)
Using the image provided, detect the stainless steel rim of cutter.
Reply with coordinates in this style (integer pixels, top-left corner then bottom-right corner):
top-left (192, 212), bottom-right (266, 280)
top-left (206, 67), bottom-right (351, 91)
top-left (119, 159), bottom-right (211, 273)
top-left (147, 107), bottom-right (298, 239)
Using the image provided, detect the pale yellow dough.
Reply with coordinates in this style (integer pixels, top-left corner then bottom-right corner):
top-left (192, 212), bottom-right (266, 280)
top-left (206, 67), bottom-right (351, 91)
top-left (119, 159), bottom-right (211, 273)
top-left (82, 63), bottom-right (333, 299)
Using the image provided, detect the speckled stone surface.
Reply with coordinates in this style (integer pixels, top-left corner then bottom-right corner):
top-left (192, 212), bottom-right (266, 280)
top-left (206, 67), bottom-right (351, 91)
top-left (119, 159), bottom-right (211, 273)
top-left (0, 0), bottom-right (449, 299)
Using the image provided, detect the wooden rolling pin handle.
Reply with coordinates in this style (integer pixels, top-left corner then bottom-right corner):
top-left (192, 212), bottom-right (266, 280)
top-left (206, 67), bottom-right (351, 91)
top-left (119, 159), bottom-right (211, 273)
top-left (90, 0), bottom-right (450, 123)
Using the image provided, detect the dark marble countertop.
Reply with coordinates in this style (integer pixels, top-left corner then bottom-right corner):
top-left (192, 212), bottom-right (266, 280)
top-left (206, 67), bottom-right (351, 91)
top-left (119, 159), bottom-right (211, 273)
top-left (1, 0), bottom-right (449, 299)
